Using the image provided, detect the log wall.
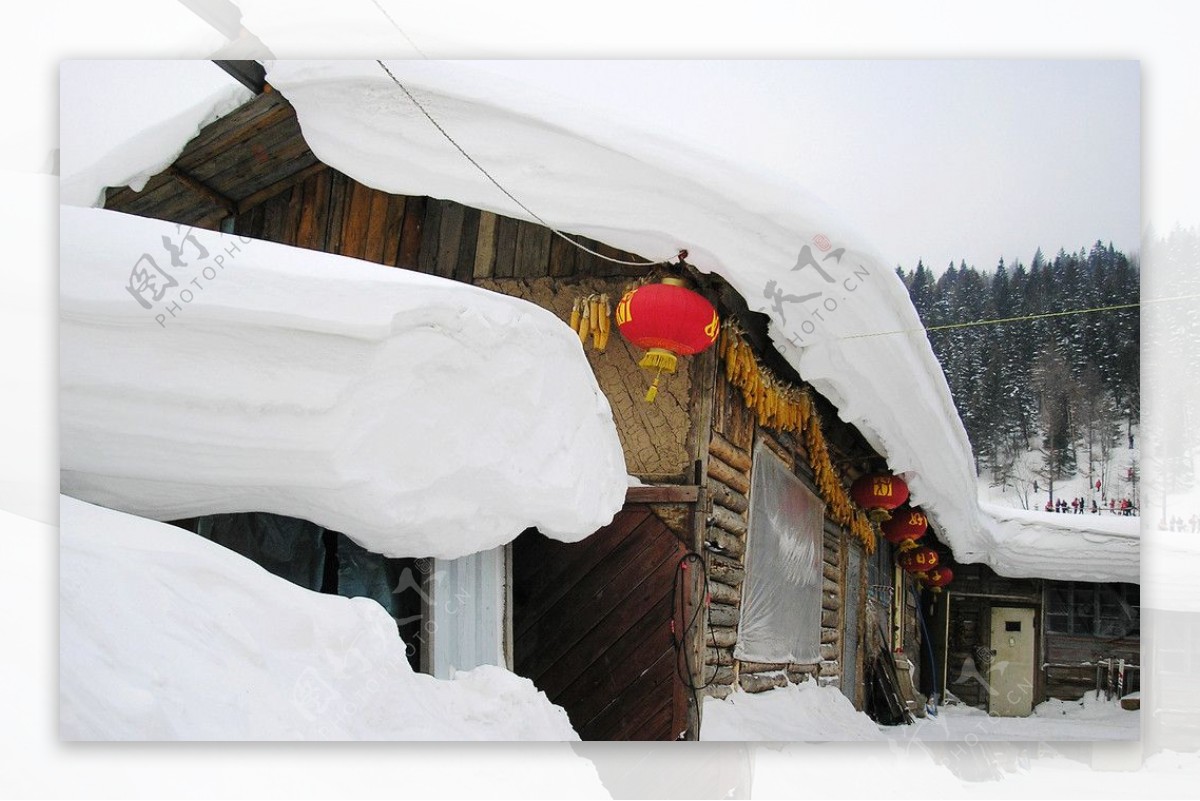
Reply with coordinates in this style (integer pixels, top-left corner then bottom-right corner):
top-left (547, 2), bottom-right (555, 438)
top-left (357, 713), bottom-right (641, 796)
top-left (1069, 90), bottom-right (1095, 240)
top-left (700, 360), bottom-right (848, 700)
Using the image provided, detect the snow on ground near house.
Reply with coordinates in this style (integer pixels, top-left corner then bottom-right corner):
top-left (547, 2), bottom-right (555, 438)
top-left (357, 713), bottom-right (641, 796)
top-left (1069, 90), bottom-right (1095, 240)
top-left (701, 682), bottom-right (885, 741)
top-left (60, 494), bottom-right (580, 740)
top-left (60, 205), bottom-right (626, 559)
top-left (700, 681), bottom-right (1137, 743)
top-left (882, 693), bottom-right (1140, 743)
top-left (251, 60), bottom-right (1135, 583)
top-left (59, 61), bottom-right (252, 209)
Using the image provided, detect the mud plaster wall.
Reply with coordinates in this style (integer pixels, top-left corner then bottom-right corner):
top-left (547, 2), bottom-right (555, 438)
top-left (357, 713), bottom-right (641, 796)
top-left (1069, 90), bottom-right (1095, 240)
top-left (478, 277), bottom-right (694, 481)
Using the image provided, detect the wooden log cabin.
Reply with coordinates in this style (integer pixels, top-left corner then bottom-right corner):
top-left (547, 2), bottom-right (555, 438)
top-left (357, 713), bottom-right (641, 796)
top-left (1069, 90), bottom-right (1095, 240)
top-left (930, 542), bottom-right (1140, 715)
top-left (101, 72), bottom-right (933, 739)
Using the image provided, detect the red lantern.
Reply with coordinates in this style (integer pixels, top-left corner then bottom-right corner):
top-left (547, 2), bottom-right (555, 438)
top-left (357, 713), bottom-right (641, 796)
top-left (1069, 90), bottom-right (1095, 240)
top-left (898, 546), bottom-right (939, 578)
top-left (922, 566), bottom-right (954, 593)
top-left (616, 277), bottom-right (718, 401)
top-left (881, 505), bottom-right (928, 551)
top-left (850, 473), bottom-right (909, 522)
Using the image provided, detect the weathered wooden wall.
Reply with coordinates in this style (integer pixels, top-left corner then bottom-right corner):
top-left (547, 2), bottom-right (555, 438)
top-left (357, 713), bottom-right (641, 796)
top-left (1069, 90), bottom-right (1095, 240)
top-left (1042, 579), bottom-right (1140, 701)
top-left (700, 360), bottom-right (849, 700)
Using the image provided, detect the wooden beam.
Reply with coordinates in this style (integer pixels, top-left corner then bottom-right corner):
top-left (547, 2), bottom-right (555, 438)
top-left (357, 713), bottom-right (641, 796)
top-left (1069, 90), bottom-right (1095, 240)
top-left (234, 161), bottom-right (326, 214)
top-left (625, 485), bottom-right (701, 504)
top-left (166, 165), bottom-right (235, 216)
top-left (213, 59), bottom-right (267, 94)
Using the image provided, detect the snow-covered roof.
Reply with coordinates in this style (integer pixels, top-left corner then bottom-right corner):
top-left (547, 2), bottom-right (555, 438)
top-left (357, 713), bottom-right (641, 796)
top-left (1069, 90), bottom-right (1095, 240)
top-left (60, 205), bottom-right (626, 559)
top-left (261, 60), bottom-right (1138, 582)
top-left (61, 59), bottom-right (1138, 582)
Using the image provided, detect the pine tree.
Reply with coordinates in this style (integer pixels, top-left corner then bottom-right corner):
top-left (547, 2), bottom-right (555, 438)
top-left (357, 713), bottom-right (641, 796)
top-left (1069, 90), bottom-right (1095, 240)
top-left (898, 243), bottom-right (1139, 500)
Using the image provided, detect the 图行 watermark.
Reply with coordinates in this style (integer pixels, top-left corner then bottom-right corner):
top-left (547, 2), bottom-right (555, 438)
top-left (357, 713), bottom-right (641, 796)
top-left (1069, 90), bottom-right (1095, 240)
top-left (123, 224), bottom-right (251, 328)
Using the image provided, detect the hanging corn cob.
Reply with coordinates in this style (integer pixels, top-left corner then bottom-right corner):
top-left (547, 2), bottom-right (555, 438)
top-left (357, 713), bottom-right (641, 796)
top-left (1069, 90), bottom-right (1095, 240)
top-left (718, 320), bottom-right (876, 553)
top-left (568, 298), bottom-right (582, 334)
top-left (597, 294), bottom-right (611, 351)
top-left (566, 292), bottom-right (616, 353)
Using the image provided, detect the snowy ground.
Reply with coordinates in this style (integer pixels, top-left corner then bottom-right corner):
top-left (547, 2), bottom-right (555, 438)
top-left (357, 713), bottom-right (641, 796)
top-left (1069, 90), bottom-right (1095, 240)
top-left (701, 681), bottom-right (1138, 743)
top-left (977, 442), bottom-right (1141, 515)
top-left (60, 495), bottom-right (582, 741)
top-left (880, 694), bottom-right (1139, 743)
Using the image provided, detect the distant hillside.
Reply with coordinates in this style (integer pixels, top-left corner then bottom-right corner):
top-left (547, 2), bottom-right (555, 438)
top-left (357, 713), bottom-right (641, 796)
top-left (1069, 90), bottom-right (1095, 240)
top-left (897, 242), bottom-right (1139, 504)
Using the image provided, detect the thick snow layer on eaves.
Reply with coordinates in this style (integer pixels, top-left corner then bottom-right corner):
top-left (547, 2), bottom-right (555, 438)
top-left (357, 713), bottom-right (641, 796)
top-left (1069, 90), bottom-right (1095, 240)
top-left (59, 61), bottom-right (253, 209)
top-left (60, 205), bottom-right (626, 559)
top-left (261, 60), bottom-right (1137, 583)
top-left (59, 495), bottom-right (580, 740)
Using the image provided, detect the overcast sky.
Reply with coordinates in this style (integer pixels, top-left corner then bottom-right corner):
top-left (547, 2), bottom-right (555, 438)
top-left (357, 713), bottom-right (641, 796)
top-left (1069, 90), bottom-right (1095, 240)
top-left (467, 60), bottom-right (1141, 275)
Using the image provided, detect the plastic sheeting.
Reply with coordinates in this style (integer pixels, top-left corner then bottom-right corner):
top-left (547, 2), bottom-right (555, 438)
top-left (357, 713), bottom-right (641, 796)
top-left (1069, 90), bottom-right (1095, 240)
top-left (734, 443), bottom-right (825, 664)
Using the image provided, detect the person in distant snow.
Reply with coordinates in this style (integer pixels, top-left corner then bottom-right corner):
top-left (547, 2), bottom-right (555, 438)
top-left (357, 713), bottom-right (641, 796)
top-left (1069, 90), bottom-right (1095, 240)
top-left (1071, 497), bottom-right (1079, 513)
top-left (1092, 500), bottom-right (1099, 514)
top-left (1045, 499), bottom-right (1054, 512)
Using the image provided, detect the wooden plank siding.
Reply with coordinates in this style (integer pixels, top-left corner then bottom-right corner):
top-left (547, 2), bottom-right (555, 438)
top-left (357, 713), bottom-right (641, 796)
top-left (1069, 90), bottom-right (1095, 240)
top-left (513, 507), bottom-right (689, 741)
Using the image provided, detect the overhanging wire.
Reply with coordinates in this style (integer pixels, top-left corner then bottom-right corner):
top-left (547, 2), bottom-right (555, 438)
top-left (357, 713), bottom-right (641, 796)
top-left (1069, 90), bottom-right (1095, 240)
top-left (367, 0), bottom-right (428, 59)
top-left (838, 294), bottom-right (1181, 342)
top-left (374, 59), bottom-right (682, 268)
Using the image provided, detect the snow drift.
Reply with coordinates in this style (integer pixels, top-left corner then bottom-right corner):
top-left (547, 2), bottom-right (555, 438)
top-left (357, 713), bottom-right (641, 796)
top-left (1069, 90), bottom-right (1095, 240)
top-left (701, 682), bottom-right (886, 741)
top-left (59, 495), bottom-right (578, 740)
top-left (60, 205), bottom-right (626, 559)
top-left (258, 59), bottom-right (1136, 582)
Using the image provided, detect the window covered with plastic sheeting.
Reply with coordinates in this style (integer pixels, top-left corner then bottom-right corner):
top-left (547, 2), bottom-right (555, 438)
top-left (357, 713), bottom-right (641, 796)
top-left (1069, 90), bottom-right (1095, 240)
top-left (734, 442), bottom-right (825, 664)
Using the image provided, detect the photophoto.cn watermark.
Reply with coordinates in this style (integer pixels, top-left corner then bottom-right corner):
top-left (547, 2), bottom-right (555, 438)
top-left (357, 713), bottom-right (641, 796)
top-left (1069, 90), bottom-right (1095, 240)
top-left (761, 233), bottom-right (871, 345)
top-left (123, 224), bottom-right (251, 328)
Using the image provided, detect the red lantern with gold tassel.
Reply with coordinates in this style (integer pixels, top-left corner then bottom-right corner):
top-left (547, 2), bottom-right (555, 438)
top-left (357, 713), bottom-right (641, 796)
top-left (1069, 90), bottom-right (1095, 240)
top-left (898, 546), bottom-right (939, 579)
top-left (850, 473), bottom-right (909, 522)
top-left (881, 505), bottom-right (928, 551)
top-left (922, 566), bottom-right (954, 593)
top-left (616, 277), bottom-right (719, 401)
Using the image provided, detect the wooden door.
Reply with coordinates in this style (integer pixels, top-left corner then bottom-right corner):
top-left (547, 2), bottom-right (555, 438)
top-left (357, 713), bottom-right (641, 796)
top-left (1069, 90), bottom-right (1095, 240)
top-left (988, 606), bottom-right (1036, 716)
top-left (513, 505), bottom-right (690, 740)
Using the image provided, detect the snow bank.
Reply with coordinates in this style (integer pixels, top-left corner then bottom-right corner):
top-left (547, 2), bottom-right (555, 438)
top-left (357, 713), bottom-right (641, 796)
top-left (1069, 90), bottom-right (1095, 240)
top-left (700, 682), bottom-right (885, 741)
top-left (258, 60), bottom-right (1137, 583)
top-left (59, 61), bottom-right (252, 208)
top-left (60, 205), bottom-right (626, 559)
top-left (59, 494), bottom-right (579, 740)
top-left (879, 693), bottom-right (1139, 743)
